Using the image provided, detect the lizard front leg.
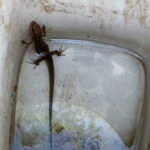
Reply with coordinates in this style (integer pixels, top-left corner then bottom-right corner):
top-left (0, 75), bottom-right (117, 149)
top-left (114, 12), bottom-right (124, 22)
top-left (22, 36), bottom-right (33, 46)
top-left (28, 46), bottom-right (67, 69)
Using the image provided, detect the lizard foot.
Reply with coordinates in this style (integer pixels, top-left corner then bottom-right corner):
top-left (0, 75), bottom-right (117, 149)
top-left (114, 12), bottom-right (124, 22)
top-left (57, 46), bottom-right (68, 56)
top-left (27, 58), bottom-right (39, 69)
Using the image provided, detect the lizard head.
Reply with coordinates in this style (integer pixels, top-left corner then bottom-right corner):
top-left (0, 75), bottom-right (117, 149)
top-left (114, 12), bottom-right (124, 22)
top-left (31, 21), bottom-right (41, 36)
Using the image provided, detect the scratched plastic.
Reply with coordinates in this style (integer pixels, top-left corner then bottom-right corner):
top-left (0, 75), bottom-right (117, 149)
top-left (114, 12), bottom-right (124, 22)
top-left (12, 39), bottom-right (145, 150)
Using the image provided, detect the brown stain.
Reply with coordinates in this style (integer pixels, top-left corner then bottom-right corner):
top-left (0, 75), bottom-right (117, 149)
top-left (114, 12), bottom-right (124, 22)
top-left (55, 126), bottom-right (64, 134)
top-left (92, 8), bottom-right (96, 15)
top-left (23, 0), bottom-right (91, 18)
top-left (42, 5), bottom-right (55, 13)
top-left (55, 0), bottom-right (84, 10)
top-left (23, 0), bottom-right (95, 19)
top-left (123, 0), bottom-right (148, 26)
top-left (91, 5), bottom-right (102, 15)
top-left (13, 85), bottom-right (18, 92)
top-left (90, 5), bottom-right (108, 31)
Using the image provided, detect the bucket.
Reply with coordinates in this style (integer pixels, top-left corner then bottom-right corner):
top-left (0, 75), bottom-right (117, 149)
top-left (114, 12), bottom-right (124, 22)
top-left (0, 0), bottom-right (149, 150)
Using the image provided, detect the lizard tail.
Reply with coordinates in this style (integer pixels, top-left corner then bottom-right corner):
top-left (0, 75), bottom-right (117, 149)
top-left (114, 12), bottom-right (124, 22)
top-left (49, 102), bottom-right (53, 150)
top-left (47, 58), bottom-right (54, 150)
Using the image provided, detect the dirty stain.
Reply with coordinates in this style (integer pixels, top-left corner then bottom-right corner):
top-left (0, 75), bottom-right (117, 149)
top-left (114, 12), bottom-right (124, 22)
top-left (22, 0), bottom-right (128, 31)
top-left (13, 85), bottom-right (18, 92)
top-left (42, 4), bottom-right (55, 13)
top-left (24, 0), bottom-right (86, 16)
top-left (123, 0), bottom-right (148, 26)
top-left (55, 0), bottom-right (84, 9)
top-left (112, 10), bottom-right (118, 14)
top-left (54, 125), bottom-right (64, 134)
top-left (90, 5), bottom-right (108, 31)
top-left (91, 5), bottom-right (103, 15)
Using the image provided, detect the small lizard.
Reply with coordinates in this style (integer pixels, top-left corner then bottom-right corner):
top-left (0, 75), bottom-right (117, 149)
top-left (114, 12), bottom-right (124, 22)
top-left (22, 21), bottom-right (66, 150)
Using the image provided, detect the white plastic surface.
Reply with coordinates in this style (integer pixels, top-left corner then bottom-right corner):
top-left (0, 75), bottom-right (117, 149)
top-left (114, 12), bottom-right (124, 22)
top-left (0, 0), bottom-right (150, 150)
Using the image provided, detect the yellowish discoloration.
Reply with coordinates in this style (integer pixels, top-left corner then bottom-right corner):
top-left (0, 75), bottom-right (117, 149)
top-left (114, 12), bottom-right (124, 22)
top-left (123, 0), bottom-right (148, 26)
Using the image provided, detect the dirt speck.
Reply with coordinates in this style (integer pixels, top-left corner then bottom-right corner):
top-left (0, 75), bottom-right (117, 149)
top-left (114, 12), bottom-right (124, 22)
top-left (112, 10), bottom-right (118, 14)
top-left (91, 5), bottom-right (101, 15)
top-left (13, 85), bottom-right (18, 92)
top-left (92, 9), bottom-right (96, 15)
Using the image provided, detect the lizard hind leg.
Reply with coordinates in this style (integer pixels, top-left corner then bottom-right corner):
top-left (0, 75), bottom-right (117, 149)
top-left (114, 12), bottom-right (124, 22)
top-left (27, 55), bottom-right (47, 69)
top-left (27, 58), bottom-right (39, 69)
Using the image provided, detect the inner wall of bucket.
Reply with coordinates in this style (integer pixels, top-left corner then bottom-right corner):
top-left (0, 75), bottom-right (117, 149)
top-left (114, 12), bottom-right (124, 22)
top-left (1, 0), bottom-right (150, 150)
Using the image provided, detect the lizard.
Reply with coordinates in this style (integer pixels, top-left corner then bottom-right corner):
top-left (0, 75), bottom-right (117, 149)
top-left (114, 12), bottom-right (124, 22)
top-left (22, 21), bottom-right (66, 150)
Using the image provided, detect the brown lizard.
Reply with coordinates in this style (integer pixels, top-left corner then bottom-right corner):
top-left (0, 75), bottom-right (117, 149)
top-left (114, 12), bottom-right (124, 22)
top-left (22, 21), bottom-right (66, 150)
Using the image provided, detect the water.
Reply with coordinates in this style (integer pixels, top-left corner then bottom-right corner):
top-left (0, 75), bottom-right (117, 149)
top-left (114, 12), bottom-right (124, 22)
top-left (12, 39), bottom-right (145, 150)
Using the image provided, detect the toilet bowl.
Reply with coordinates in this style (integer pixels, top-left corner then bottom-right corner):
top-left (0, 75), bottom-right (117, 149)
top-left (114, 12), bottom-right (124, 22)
top-left (0, 0), bottom-right (149, 150)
